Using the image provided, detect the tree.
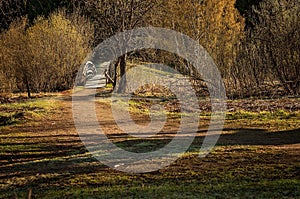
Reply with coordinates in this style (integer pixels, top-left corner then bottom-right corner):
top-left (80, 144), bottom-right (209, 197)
top-left (148, 0), bottom-right (244, 95)
top-left (81, 0), bottom-right (162, 92)
top-left (0, 0), bottom-right (25, 31)
top-left (231, 0), bottom-right (300, 97)
top-left (235, 0), bottom-right (266, 31)
top-left (235, 0), bottom-right (263, 15)
top-left (0, 17), bottom-right (32, 97)
top-left (249, 0), bottom-right (300, 95)
top-left (0, 0), bottom-right (72, 31)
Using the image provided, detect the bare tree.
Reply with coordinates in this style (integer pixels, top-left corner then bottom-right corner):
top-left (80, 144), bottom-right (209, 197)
top-left (147, 0), bottom-right (245, 97)
top-left (234, 0), bottom-right (300, 97)
top-left (81, 0), bottom-right (162, 92)
top-left (0, 0), bottom-right (26, 31)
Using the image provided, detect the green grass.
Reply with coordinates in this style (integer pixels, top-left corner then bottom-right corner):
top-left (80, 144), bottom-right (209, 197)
top-left (17, 179), bottom-right (298, 199)
top-left (5, 146), bottom-right (300, 198)
top-left (226, 110), bottom-right (299, 120)
top-left (127, 63), bottom-right (181, 77)
top-left (0, 99), bottom-right (58, 126)
top-left (101, 98), bottom-right (300, 124)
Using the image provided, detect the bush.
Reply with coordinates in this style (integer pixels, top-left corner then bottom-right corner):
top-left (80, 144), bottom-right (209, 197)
top-left (0, 10), bottom-right (94, 95)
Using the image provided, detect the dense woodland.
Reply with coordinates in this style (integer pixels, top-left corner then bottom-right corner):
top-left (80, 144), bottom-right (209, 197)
top-left (0, 0), bottom-right (299, 98)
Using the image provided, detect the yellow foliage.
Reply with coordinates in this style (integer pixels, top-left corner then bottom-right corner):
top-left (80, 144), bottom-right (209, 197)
top-left (148, 0), bottom-right (245, 76)
top-left (0, 10), bottom-right (94, 93)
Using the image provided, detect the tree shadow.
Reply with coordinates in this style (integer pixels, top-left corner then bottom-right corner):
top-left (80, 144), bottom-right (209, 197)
top-left (107, 128), bottom-right (300, 153)
top-left (216, 128), bottom-right (300, 146)
top-left (1, 110), bottom-right (299, 196)
top-left (0, 132), bottom-right (107, 194)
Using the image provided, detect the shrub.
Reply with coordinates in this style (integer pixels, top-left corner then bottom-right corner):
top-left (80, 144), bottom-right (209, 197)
top-left (0, 10), bottom-right (94, 96)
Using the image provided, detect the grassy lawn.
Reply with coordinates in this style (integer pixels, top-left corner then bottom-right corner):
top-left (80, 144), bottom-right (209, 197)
top-left (0, 95), bottom-right (299, 198)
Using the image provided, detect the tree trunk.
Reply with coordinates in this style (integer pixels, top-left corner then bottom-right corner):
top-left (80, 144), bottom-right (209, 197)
top-left (113, 59), bottom-right (120, 89)
top-left (117, 54), bottom-right (127, 93)
top-left (24, 73), bottom-right (31, 98)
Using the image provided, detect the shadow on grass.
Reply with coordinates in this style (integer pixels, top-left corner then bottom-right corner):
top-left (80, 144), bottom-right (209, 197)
top-left (0, 119), bottom-right (299, 197)
top-left (2, 127), bottom-right (299, 167)
top-left (217, 128), bottom-right (300, 146)
top-left (111, 128), bottom-right (300, 153)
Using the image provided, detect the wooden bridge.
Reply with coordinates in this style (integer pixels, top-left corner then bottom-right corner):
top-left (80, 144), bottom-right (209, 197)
top-left (84, 61), bottom-right (111, 89)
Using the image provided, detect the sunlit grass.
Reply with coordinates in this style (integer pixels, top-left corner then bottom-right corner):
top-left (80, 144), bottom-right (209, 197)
top-left (0, 99), bottom-right (58, 127)
top-left (226, 110), bottom-right (300, 120)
